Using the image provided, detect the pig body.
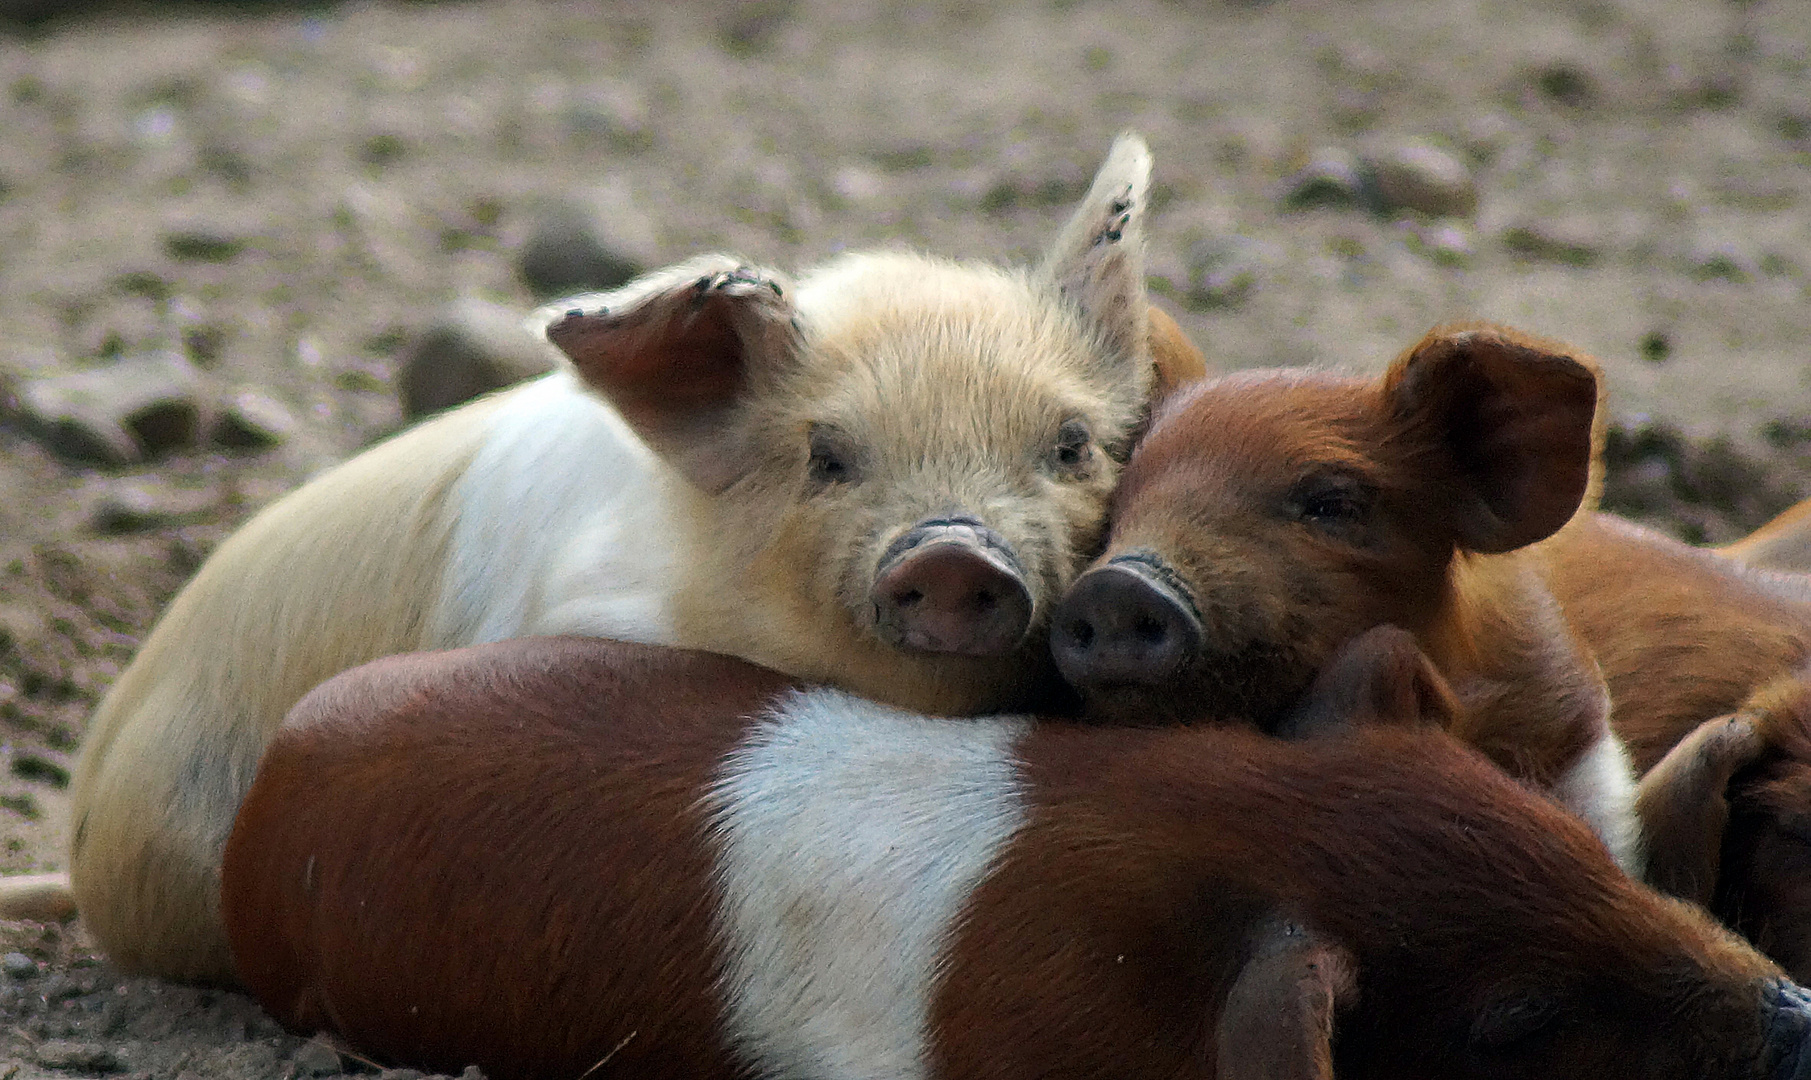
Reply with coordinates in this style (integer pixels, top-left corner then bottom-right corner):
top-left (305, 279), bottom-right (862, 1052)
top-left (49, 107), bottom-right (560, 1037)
top-left (225, 635), bottom-right (1811, 1080)
top-left (1051, 324), bottom-right (1644, 871)
top-left (1536, 511), bottom-right (1811, 978)
top-left (56, 134), bottom-right (1206, 983)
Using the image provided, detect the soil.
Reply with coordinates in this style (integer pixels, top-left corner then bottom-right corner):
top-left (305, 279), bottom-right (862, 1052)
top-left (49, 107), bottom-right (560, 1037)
top-left (0, 0), bottom-right (1808, 1075)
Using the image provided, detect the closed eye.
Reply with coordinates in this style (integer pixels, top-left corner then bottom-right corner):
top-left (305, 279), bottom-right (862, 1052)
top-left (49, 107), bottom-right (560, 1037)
top-left (1290, 473), bottom-right (1374, 535)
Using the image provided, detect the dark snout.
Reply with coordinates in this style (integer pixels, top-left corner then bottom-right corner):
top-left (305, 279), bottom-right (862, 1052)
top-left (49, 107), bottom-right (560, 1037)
top-left (1764, 980), bottom-right (1811, 1080)
top-left (1051, 554), bottom-right (1203, 689)
top-left (870, 517), bottom-right (1033, 657)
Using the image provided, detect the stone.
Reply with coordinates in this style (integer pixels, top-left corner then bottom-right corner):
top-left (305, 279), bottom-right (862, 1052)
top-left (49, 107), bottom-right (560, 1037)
top-left (1413, 221), bottom-right (1476, 267)
top-left (2, 951), bottom-right (37, 978)
top-left (213, 389), bottom-right (296, 450)
top-left (33, 1041), bottom-right (121, 1073)
top-left (11, 350), bottom-right (204, 465)
top-left (1501, 218), bottom-right (1605, 268)
top-left (1686, 240), bottom-right (1757, 283)
top-left (87, 480), bottom-right (219, 535)
top-left (1366, 141), bottom-right (1477, 218)
top-left (1278, 147), bottom-right (1370, 211)
top-left (518, 184), bottom-right (656, 300)
top-left (398, 298), bottom-right (560, 420)
top-left (1184, 235), bottom-right (1264, 310)
top-left (290, 1041), bottom-right (342, 1077)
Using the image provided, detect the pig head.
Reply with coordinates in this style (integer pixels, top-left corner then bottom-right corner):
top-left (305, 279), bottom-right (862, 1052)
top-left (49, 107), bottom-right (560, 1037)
top-left (544, 133), bottom-right (1165, 713)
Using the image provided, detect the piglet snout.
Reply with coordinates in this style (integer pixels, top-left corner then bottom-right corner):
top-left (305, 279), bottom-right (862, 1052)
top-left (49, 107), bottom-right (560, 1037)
top-left (1764, 980), bottom-right (1811, 1080)
top-left (1051, 554), bottom-right (1203, 689)
top-left (871, 518), bottom-right (1032, 657)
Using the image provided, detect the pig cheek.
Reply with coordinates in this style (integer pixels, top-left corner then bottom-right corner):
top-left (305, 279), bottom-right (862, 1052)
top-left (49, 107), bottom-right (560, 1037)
top-left (769, 490), bottom-right (883, 629)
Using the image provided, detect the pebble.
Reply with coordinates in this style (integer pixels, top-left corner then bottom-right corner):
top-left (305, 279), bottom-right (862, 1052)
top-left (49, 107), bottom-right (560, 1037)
top-left (34, 1040), bottom-right (121, 1072)
top-left (1686, 240), bottom-right (1757, 283)
top-left (1367, 140), bottom-right (1477, 218)
top-left (290, 1041), bottom-right (343, 1077)
top-left (11, 349), bottom-right (204, 465)
top-left (1278, 147), bottom-right (1370, 211)
top-left (1184, 235), bottom-right (1264, 309)
top-left (213, 389), bottom-right (296, 450)
top-left (518, 191), bottom-right (652, 301)
top-left (2, 951), bottom-right (37, 978)
top-left (398, 297), bottom-right (560, 420)
top-left (1413, 221), bottom-right (1476, 267)
top-left (1500, 218), bottom-right (1605, 268)
top-left (87, 480), bottom-right (219, 536)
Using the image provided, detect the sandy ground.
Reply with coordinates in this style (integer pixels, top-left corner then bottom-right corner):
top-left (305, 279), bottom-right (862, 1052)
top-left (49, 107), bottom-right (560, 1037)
top-left (0, 0), bottom-right (1808, 1074)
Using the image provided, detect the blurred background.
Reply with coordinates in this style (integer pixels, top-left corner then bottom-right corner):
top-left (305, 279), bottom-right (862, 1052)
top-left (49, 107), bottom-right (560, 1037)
top-left (0, 0), bottom-right (1806, 941)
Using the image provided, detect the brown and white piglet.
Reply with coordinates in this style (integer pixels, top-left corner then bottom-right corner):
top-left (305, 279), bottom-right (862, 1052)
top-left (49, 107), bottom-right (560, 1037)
top-left (225, 634), bottom-right (1811, 1080)
top-left (1051, 322), bottom-right (1640, 867)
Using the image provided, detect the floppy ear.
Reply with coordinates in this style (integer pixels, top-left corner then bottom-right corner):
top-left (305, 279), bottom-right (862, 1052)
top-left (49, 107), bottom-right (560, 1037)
top-left (541, 255), bottom-right (800, 493)
top-left (1635, 713), bottom-right (1766, 905)
top-left (1276, 625), bottom-right (1459, 740)
top-left (1216, 918), bottom-right (1357, 1080)
top-left (1382, 323), bottom-right (1599, 554)
top-left (1042, 131), bottom-right (1153, 387)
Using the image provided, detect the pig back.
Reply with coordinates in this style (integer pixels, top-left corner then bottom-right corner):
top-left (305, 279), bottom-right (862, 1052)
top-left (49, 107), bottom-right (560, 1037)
top-left (221, 636), bottom-right (794, 1080)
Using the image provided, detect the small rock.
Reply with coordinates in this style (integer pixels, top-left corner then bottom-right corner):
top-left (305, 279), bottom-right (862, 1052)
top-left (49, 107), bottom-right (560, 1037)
top-left (1413, 221), bottom-right (1475, 267)
top-left (1366, 141), bottom-right (1477, 218)
top-left (458, 1068), bottom-right (486, 1080)
top-left (34, 1040), bottom-right (121, 1073)
top-left (162, 226), bottom-right (247, 264)
top-left (87, 480), bottom-right (219, 535)
top-left (11, 349), bottom-right (204, 465)
top-left (291, 1041), bottom-right (342, 1077)
top-left (1529, 60), bottom-right (1597, 107)
top-left (1686, 240), bottom-right (1757, 283)
top-left (1501, 219), bottom-right (1604, 268)
top-left (378, 1070), bottom-right (425, 1080)
top-left (2, 951), bottom-right (37, 978)
top-left (1184, 236), bottom-right (1264, 310)
top-left (1278, 147), bottom-right (1369, 211)
top-left (398, 298), bottom-right (560, 420)
top-left (518, 189), bottom-right (653, 301)
top-left (213, 389), bottom-right (296, 450)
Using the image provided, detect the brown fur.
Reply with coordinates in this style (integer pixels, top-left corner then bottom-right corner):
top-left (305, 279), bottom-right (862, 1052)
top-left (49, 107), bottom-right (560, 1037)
top-left (1724, 497), bottom-right (1811, 573)
top-left (1064, 323), bottom-right (1614, 791)
top-left (1535, 512), bottom-right (1811, 978)
top-left (225, 636), bottom-right (1801, 1080)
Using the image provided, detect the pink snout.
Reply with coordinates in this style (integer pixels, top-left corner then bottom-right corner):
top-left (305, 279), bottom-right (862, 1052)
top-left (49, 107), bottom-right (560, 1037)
top-left (871, 519), bottom-right (1033, 657)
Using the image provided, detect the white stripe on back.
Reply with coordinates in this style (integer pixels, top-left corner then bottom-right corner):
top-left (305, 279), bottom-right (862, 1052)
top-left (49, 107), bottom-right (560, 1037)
top-left (709, 688), bottom-right (1030, 1080)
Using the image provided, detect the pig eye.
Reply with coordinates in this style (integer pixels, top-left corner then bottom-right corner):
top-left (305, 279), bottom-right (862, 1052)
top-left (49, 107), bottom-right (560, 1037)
top-left (807, 424), bottom-right (859, 486)
top-left (1470, 992), bottom-right (1567, 1054)
top-left (1047, 418), bottom-right (1095, 476)
top-left (1291, 474), bottom-right (1372, 535)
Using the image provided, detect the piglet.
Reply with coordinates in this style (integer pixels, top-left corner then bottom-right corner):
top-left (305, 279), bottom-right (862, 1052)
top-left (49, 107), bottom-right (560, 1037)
top-left (1050, 323), bottom-right (1641, 868)
top-left (225, 634), bottom-right (1811, 1080)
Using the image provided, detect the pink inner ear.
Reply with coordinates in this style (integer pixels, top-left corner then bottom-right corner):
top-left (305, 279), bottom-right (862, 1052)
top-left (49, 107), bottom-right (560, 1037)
top-left (546, 300), bottom-right (749, 428)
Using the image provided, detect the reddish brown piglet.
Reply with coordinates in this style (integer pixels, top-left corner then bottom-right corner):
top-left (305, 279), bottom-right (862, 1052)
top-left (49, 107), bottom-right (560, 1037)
top-left (225, 635), bottom-right (1811, 1080)
top-left (1051, 323), bottom-right (1641, 868)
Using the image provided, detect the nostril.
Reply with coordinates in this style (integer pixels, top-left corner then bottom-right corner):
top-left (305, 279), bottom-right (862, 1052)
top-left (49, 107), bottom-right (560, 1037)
top-left (1133, 614), bottom-right (1168, 645)
top-left (896, 589), bottom-right (924, 608)
top-left (1063, 619), bottom-right (1096, 650)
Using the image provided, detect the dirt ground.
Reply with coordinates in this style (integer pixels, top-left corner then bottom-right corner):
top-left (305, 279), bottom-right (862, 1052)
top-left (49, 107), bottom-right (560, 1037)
top-left (0, 0), bottom-right (1808, 1075)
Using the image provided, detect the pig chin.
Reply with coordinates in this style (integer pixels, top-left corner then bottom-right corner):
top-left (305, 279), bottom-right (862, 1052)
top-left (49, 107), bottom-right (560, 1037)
top-left (1079, 638), bottom-right (1316, 728)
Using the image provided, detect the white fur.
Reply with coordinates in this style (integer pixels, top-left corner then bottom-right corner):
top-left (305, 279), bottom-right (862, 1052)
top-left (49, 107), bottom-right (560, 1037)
top-left (1553, 720), bottom-right (1645, 876)
top-left (708, 689), bottom-right (1030, 1080)
top-left (425, 369), bottom-right (681, 647)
